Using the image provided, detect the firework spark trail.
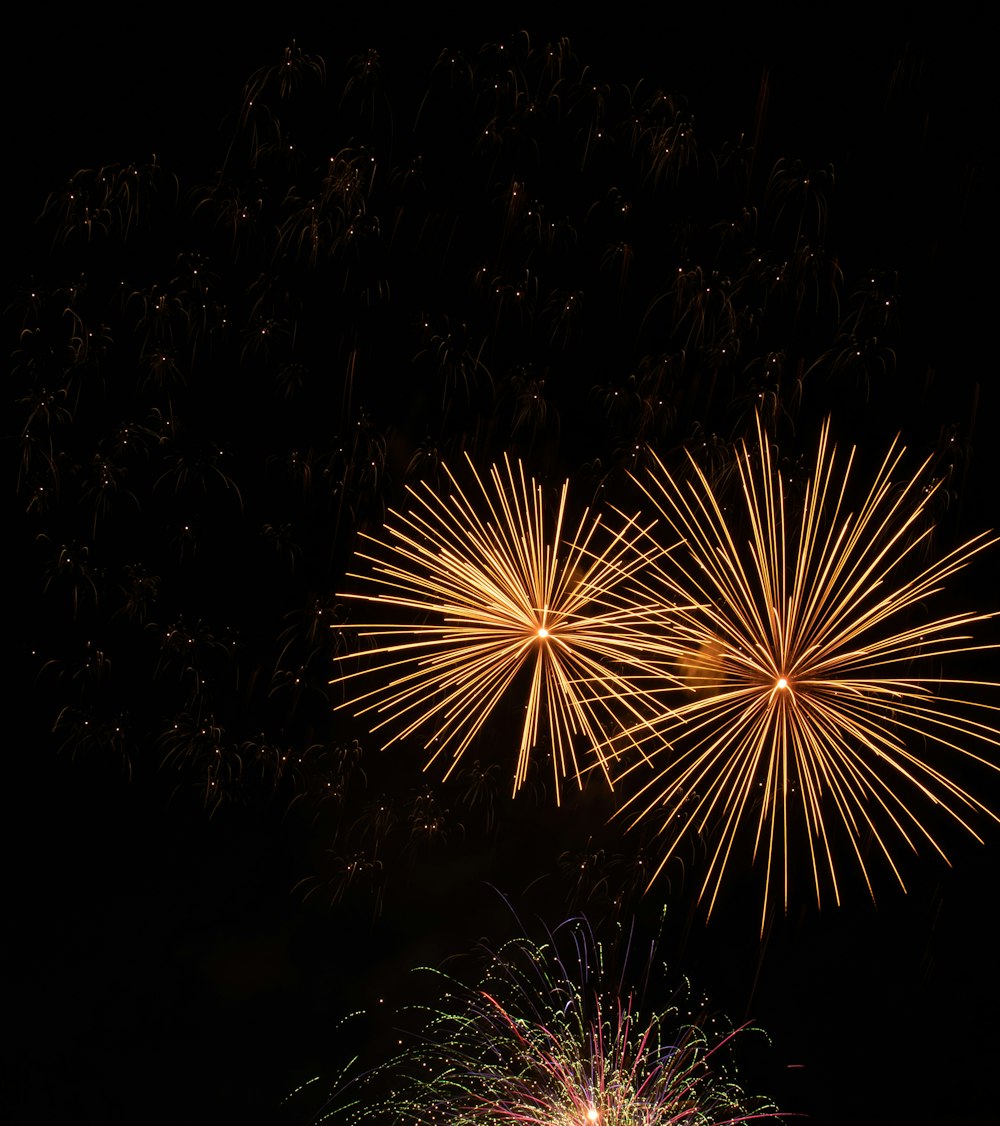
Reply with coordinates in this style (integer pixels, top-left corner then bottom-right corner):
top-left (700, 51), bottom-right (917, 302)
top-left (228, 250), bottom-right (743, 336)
top-left (323, 921), bottom-right (784, 1124)
top-left (617, 414), bottom-right (1000, 930)
top-left (334, 453), bottom-right (681, 802)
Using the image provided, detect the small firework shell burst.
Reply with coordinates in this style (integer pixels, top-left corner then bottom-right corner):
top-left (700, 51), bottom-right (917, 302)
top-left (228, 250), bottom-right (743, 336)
top-left (333, 453), bottom-right (677, 801)
top-left (618, 415), bottom-right (1000, 927)
top-left (328, 920), bottom-right (784, 1124)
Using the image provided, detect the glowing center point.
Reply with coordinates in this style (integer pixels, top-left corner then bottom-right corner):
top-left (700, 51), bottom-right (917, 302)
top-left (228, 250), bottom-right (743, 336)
top-left (537, 627), bottom-right (549, 639)
top-left (776, 676), bottom-right (789, 690)
top-left (586, 1111), bottom-right (599, 1123)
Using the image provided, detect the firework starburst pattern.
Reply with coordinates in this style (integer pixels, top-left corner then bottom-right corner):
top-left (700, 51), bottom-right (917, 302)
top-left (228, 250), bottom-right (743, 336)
top-left (334, 453), bottom-right (676, 801)
top-left (617, 415), bottom-right (1000, 927)
top-left (336, 420), bottom-right (1000, 920)
top-left (10, 24), bottom-right (999, 1123)
top-left (328, 920), bottom-right (783, 1125)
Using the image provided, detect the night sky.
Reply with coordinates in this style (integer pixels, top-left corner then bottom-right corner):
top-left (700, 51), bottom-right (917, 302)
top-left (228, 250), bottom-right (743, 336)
top-left (5, 11), bottom-right (998, 1125)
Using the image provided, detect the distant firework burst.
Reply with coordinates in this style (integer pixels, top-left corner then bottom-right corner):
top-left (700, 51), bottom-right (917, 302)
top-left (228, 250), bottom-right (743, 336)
top-left (327, 919), bottom-right (783, 1125)
top-left (333, 454), bottom-right (675, 801)
top-left (619, 414), bottom-right (1000, 928)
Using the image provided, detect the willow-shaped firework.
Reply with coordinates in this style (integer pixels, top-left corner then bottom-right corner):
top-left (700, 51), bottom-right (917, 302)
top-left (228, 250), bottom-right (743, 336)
top-left (619, 415), bottom-right (1000, 929)
top-left (328, 921), bottom-right (783, 1125)
top-left (333, 454), bottom-right (675, 801)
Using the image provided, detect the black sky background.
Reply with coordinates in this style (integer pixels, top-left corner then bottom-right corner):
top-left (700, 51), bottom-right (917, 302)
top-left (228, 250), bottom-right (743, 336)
top-left (5, 9), bottom-right (999, 1124)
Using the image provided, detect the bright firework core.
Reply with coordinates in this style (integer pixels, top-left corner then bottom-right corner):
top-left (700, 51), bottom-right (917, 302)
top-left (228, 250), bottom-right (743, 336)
top-left (775, 676), bottom-right (789, 690)
top-left (536, 626), bottom-right (549, 639)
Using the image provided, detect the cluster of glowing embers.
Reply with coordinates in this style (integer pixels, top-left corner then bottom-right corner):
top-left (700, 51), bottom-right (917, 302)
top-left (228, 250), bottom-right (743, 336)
top-left (334, 417), bottom-right (1000, 921)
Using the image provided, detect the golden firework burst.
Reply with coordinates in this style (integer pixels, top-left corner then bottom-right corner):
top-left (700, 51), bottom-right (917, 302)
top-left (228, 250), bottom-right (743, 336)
top-left (618, 415), bottom-right (1000, 928)
top-left (333, 454), bottom-right (676, 801)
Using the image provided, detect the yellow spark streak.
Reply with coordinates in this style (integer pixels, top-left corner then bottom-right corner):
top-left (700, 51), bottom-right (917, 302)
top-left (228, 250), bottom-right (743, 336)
top-left (333, 453), bottom-right (681, 802)
top-left (616, 414), bottom-right (1000, 931)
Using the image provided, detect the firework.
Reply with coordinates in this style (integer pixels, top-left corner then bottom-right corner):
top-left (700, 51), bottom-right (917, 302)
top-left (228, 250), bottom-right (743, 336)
top-left (325, 919), bottom-right (783, 1125)
top-left (333, 454), bottom-right (675, 801)
top-left (618, 415), bottom-right (1000, 928)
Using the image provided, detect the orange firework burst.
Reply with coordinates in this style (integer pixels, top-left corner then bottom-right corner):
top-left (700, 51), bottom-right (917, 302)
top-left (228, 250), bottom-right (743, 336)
top-left (333, 454), bottom-right (676, 801)
top-left (618, 415), bottom-right (1000, 928)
